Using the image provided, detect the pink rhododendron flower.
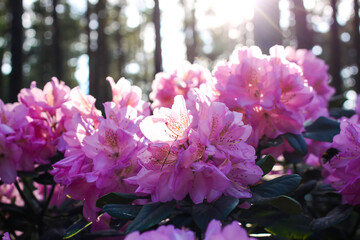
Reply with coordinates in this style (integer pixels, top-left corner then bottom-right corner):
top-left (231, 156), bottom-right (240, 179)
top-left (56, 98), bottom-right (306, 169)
top-left (34, 183), bottom-right (66, 206)
top-left (213, 48), bottom-right (278, 111)
top-left (52, 107), bottom-right (143, 219)
top-left (62, 87), bottom-right (101, 126)
top-left (125, 225), bottom-right (195, 240)
top-left (283, 46), bottom-right (335, 107)
top-left (211, 45), bottom-right (315, 146)
top-left (0, 99), bottom-right (46, 182)
top-left (140, 95), bottom-right (191, 145)
top-left (150, 61), bottom-right (211, 109)
top-left (0, 131), bottom-right (22, 183)
top-left (127, 94), bottom-right (262, 204)
top-left (323, 116), bottom-right (360, 205)
top-left (258, 46), bottom-right (333, 164)
top-left (204, 219), bottom-right (256, 240)
top-left (356, 94), bottom-right (360, 115)
top-left (124, 220), bottom-right (255, 240)
top-left (107, 77), bottom-right (150, 116)
top-left (19, 77), bottom-right (70, 112)
top-left (1, 232), bottom-right (10, 240)
top-left (17, 78), bottom-right (72, 160)
top-left (51, 78), bottom-right (149, 220)
top-left (0, 183), bottom-right (23, 206)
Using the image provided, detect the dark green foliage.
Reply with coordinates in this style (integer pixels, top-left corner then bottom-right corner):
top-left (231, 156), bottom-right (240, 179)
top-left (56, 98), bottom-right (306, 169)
top-left (304, 117), bottom-right (340, 142)
top-left (256, 155), bottom-right (276, 176)
top-left (63, 217), bottom-right (94, 239)
top-left (265, 215), bottom-right (313, 239)
top-left (96, 192), bottom-right (148, 208)
top-left (310, 205), bottom-right (353, 230)
top-left (284, 133), bottom-right (308, 155)
top-left (191, 196), bottom-right (239, 231)
top-left (102, 204), bottom-right (142, 220)
top-left (126, 200), bottom-right (177, 233)
top-left (251, 174), bottom-right (302, 200)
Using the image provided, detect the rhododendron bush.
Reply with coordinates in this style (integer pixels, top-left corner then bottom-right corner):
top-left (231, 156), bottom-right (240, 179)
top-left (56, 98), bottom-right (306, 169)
top-left (1, 45), bottom-right (359, 240)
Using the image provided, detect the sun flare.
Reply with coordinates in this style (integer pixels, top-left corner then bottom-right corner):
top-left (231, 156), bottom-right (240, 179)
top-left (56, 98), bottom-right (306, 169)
top-left (197, 0), bottom-right (256, 27)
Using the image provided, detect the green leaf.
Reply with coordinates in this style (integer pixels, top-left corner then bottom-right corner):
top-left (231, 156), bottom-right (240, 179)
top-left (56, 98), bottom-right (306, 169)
top-left (237, 205), bottom-right (288, 227)
top-left (256, 155), bottom-right (276, 176)
top-left (96, 192), bottom-right (149, 208)
top-left (102, 204), bottom-right (142, 220)
top-left (266, 215), bottom-right (312, 239)
top-left (314, 184), bottom-right (336, 194)
top-left (303, 117), bottom-right (340, 142)
top-left (329, 108), bottom-right (355, 119)
top-left (293, 180), bottom-right (317, 198)
top-left (192, 195), bottom-right (239, 231)
top-left (168, 214), bottom-right (193, 229)
top-left (33, 172), bottom-right (56, 185)
top-left (63, 217), bottom-right (94, 239)
top-left (49, 151), bottom-right (65, 164)
top-left (17, 171), bottom-right (39, 178)
top-left (34, 164), bottom-right (53, 172)
top-left (126, 200), bottom-right (176, 234)
top-left (270, 195), bottom-right (302, 215)
top-left (310, 205), bottom-right (353, 230)
top-left (259, 135), bottom-right (284, 149)
top-left (284, 133), bottom-right (308, 155)
top-left (283, 151), bottom-right (304, 164)
top-left (251, 174), bottom-right (301, 201)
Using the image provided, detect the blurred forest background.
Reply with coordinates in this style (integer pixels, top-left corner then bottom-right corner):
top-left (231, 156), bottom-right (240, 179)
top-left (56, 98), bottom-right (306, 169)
top-left (1, 0), bottom-right (360, 109)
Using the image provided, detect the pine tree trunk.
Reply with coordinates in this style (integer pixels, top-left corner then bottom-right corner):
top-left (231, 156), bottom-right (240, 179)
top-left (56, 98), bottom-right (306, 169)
top-left (95, 0), bottom-right (110, 110)
top-left (0, 47), bottom-right (4, 100)
top-left (330, 0), bottom-right (342, 94)
top-left (154, 0), bottom-right (162, 74)
top-left (9, 0), bottom-right (23, 103)
top-left (52, 0), bottom-right (63, 80)
top-left (253, 0), bottom-right (282, 54)
top-left (115, 5), bottom-right (124, 79)
top-left (293, 0), bottom-right (313, 49)
top-left (354, 0), bottom-right (360, 93)
top-left (87, 1), bottom-right (96, 98)
top-left (181, 0), bottom-right (198, 63)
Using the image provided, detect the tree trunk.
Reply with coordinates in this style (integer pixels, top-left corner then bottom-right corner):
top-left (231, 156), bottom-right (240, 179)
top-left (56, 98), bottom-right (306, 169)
top-left (330, 0), bottom-right (342, 94)
top-left (115, 5), bottom-right (125, 79)
top-left (354, 0), bottom-right (360, 93)
top-left (9, 0), bottom-right (23, 103)
top-left (87, 1), bottom-right (96, 98)
top-left (52, 0), bottom-right (63, 80)
top-left (0, 47), bottom-right (4, 100)
top-left (95, 0), bottom-right (110, 110)
top-left (154, 0), bottom-right (162, 74)
top-left (181, 0), bottom-right (198, 63)
top-left (292, 0), bottom-right (313, 49)
top-left (253, 0), bottom-right (282, 54)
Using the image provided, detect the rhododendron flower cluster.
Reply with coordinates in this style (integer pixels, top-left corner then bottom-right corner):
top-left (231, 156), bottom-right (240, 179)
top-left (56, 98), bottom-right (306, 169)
top-left (204, 219), bottom-right (257, 240)
top-left (1, 232), bottom-right (10, 240)
top-left (126, 93), bottom-right (262, 203)
top-left (284, 46), bottom-right (335, 109)
top-left (256, 47), bottom-right (334, 165)
top-left (125, 220), bottom-right (255, 240)
top-left (125, 225), bottom-right (195, 240)
top-left (0, 183), bottom-right (23, 206)
top-left (150, 61), bottom-right (211, 109)
top-left (0, 43), bottom-right (348, 239)
top-left (51, 78), bottom-right (149, 220)
top-left (209, 45), bottom-right (330, 146)
top-left (323, 103), bottom-right (360, 205)
top-left (0, 78), bottom-right (76, 183)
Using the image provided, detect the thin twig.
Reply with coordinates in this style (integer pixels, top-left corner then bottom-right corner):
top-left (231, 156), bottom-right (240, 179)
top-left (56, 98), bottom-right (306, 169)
top-left (14, 181), bottom-right (35, 215)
